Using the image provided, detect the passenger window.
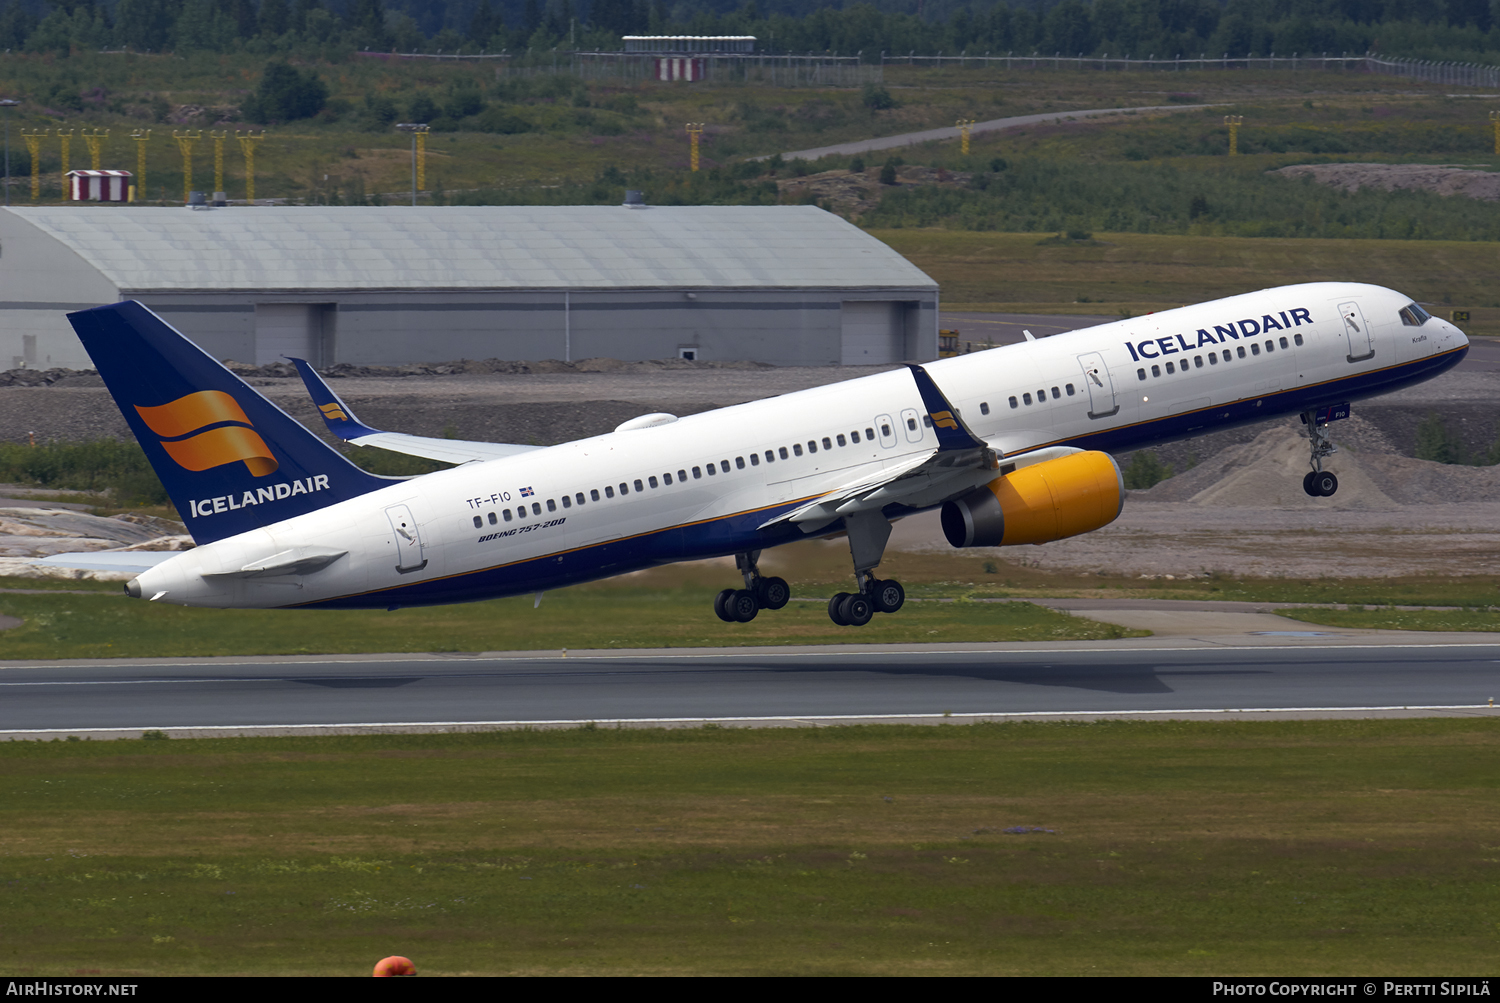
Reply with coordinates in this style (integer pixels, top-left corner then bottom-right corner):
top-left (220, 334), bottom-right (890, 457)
top-left (1023, 392), bottom-right (1032, 405)
top-left (489, 512), bottom-right (498, 524)
top-left (1008, 397), bottom-right (1018, 409)
top-left (1294, 333), bottom-right (1304, 346)
top-left (778, 447), bottom-right (788, 459)
top-left (762, 452), bottom-right (772, 464)
top-left (1237, 346), bottom-right (1246, 359)
top-left (517, 506), bottom-right (527, 518)
top-left (881, 424), bottom-right (891, 436)
top-left (735, 457), bottom-right (745, 469)
top-left (577, 492), bottom-right (586, 505)
top-left (793, 443), bottom-right (803, 456)
top-left (1264, 340), bottom-right (1273, 352)
top-left (1251, 344), bottom-right (1261, 356)
top-left (1165, 361), bottom-right (1175, 374)
top-left (1279, 336), bottom-right (1289, 349)
top-left (922, 416), bottom-right (932, 427)
top-left (1209, 354), bottom-right (1217, 365)
top-left (1223, 350), bottom-right (1231, 362)
top-left (504, 509), bottom-right (512, 521)
top-left (807, 441), bottom-right (818, 454)
top-left (1137, 368), bottom-right (1146, 380)
top-left (720, 460), bottom-right (730, 473)
top-left (979, 402), bottom-right (989, 415)
top-left (836, 434), bottom-right (846, 447)
top-left (634, 479), bottom-right (644, 491)
top-left (691, 467), bottom-right (701, 479)
top-left (849, 431), bottom-right (859, 443)
top-left (1035, 390), bottom-right (1044, 403)
top-left (678, 469), bottom-right (687, 481)
top-left (822, 437), bottom-right (832, 449)
top-left (906, 418), bottom-right (916, 431)
top-left (561, 496), bottom-right (571, 508)
top-left (865, 427), bottom-right (874, 439)
top-left (546, 499), bottom-right (556, 512)
top-left (619, 483), bottom-right (628, 495)
top-left (1065, 384), bottom-right (1075, 396)
top-left (706, 464), bottom-right (716, 476)
top-left (1151, 365), bottom-right (1160, 377)
top-left (749, 454), bottom-right (759, 466)
top-left (473, 516), bottom-right (482, 528)
top-left (662, 473), bottom-right (672, 484)
top-left (605, 486), bottom-right (615, 497)
top-left (648, 476), bottom-right (658, 488)
top-left (532, 503), bottom-right (542, 516)
top-left (1194, 356), bottom-right (1203, 368)
top-left (590, 489), bottom-right (599, 501)
top-left (1051, 387), bottom-right (1060, 399)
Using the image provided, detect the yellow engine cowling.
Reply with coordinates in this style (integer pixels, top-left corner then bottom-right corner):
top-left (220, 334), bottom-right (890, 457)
top-left (940, 450), bottom-right (1124, 547)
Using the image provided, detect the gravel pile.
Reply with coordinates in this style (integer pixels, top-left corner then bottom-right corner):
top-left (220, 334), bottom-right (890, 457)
top-left (1272, 162), bottom-right (1500, 201)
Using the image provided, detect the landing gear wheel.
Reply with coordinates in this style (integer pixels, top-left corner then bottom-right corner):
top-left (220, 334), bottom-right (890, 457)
top-left (839, 593), bottom-right (875, 627)
top-left (713, 588), bottom-right (736, 622)
top-left (1312, 471), bottom-right (1339, 497)
top-left (828, 592), bottom-right (851, 626)
top-left (1303, 471), bottom-right (1320, 497)
top-left (756, 576), bottom-right (791, 611)
top-left (871, 579), bottom-right (905, 614)
top-left (728, 589), bottom-right (760, 623)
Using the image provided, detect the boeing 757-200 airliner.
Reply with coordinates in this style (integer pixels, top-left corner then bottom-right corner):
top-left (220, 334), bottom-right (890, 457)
top-left (46, 283), bottom-right (1466, 627)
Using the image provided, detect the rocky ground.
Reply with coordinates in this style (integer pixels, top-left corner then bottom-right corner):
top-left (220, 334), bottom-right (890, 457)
top-left (1270, 162), bottom-right (1500, 201)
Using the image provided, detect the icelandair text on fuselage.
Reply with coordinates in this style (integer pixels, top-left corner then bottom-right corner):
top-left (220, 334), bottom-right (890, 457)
top-left (188, 475), bottom-right (331, 518)
top-left (6, 985), bottom-right (138, 996)
top-left (1125, 307), bottom-right (1314, 361)
top-left (1213, 984), bottom-right (1491, 997)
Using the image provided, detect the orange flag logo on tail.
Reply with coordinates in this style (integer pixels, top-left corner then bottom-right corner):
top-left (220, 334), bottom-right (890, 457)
top-left (135, 391), bottom-right (279, 477)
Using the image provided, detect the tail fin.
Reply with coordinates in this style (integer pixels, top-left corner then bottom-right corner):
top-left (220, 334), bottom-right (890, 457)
top-left (68, 301), bottom-right (392, 544)
top-left (905, 363), bottom-right (989, 452)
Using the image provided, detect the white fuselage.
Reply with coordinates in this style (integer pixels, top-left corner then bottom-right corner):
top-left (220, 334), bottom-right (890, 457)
top-left (132, 282), bottom-right (1468, 609)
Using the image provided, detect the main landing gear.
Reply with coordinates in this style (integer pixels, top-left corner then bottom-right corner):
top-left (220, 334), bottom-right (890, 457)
top-left (826, 509), bottom-right (904, 628)
top-left (713, 550), bottom-right (790, 623)
top-left (1301, 409), bottom-right (1340, 498)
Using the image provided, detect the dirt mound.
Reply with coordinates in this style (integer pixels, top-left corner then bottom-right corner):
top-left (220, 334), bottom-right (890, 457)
top-left (1272, 163), bottom-right (1500, 201)
top-left (777, 165), bottom-right (973, 219)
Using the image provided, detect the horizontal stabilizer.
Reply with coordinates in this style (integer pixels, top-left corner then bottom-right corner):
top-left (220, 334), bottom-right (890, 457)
top-left (287, 357), bottom-right (543, 465)
top-left (34, 552), bottom-right (180, 575)
top-left (208, 546), bottom-right (347, 578)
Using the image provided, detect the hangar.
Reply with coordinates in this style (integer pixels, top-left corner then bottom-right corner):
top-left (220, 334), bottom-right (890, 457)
top-left (0, 204), bottom-right (939, 370)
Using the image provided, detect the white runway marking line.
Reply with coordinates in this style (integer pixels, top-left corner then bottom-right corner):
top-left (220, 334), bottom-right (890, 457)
top-left (3, 705), bottom-right (1494, 735)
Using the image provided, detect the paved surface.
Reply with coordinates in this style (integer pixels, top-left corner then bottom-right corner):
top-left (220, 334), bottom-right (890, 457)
top-left (2, 622), bottom-right (1497, 738)
top-left (769, 104), bottom-right (1218, 161)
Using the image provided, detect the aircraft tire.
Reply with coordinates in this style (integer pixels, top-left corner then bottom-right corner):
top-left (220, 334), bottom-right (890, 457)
top-left (828, 592), bottom-right (851, 625)
top-left (729, 588), bottom-right (760, 623)
top-left (757, 576), bottom-right (791, 611)
top-left (1303, 471), bottom-right (1320, 497)
top-left (713, 588), bottom-right (737, 622)
top-left (1313, 471), bottom-right (1339, 497)
top-left (840, 593), bottom-right (875, 627)
top-left (872, 579), bottom-right (905, 614)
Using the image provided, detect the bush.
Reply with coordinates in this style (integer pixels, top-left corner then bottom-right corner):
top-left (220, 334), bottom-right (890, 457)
top-left (861, 83), bottom-right (897, 110)
top-left (1123, 451), bottom-right (1174, 490)
top-left (1414, 411), bottom-right (1466, 464)
top-left (0, 440), bottom-right (169, 506)
top-left (241, 61), bottom-right (328, 124)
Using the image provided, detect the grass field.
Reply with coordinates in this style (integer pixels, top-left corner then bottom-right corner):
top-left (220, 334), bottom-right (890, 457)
top-left (1281, 607), bottom-right (1500, 633)
top-left (1, 718), bottom-right (1496, 975)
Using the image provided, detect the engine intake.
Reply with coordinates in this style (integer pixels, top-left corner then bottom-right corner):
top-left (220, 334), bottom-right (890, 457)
top-left (941, 450), bottom-right (1124, 548)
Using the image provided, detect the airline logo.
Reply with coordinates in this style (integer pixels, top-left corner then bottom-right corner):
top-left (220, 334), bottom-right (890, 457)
top-left (319, 402), bottom-right (350, 422)
top-left (929, 410), bottom-right (959, 430)
top-left (1124, 307), bottom-right (1314, 362)
top-left (135, 391), bottom-right (278, 477)
top-left (520, 486), bottom-right (535, 497)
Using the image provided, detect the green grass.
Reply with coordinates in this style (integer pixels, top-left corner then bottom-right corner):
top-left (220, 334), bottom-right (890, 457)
top-left (1280, 607), bottom-right (1500, 633)
top-left (1, 719), bottom-right (1496, 975)
top-left (0, 583), bottom-right (1140, 660)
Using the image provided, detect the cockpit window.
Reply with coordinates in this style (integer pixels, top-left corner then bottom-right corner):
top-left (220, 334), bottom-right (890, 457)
top-left (1399, 302), bottom-right (1432, 326)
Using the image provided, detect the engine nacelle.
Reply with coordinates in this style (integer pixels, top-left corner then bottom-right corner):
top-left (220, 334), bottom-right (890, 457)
top-left (940, 450), bottom-right (1124, 547)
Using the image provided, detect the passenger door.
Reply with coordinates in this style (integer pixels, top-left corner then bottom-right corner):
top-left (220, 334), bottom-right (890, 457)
top-left (1339, 301), bottom-right (1374, 362)
top-left (1076, 352), bottom-right (1119, 419)
top-left (384, 503), bottom-right (427, 574)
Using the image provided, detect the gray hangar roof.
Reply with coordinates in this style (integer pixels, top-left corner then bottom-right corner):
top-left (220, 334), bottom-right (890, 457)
top-left (4, 205), bottom-right (937, 294)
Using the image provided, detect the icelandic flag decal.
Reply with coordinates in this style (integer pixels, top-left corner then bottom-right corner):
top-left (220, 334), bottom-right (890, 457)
top-left (519, 486), bottom-right (534, 497)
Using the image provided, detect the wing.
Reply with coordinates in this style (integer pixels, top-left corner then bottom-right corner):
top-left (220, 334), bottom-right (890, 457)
top-left (287, 357), bottom-right (543, 465)
top-left (760, 364), bottom-right (1018, 535)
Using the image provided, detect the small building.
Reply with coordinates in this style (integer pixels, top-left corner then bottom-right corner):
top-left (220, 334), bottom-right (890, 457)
top-left (622, 36), bottom-right (756, 80)
top-left (0, 205), bottom-right (938, 370)
top-left (67, 170), bottom-right (132, 203)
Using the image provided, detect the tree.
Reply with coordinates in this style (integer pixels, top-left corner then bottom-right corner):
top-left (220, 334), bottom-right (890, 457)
top-left (1414, 411), bottom-right (1465, 464)
top-left (241, 61), bottom-right (329, 123)
top-left (467, 0), bottom-right (503, 46)
top-left (1123, 451), bottom-right (1173, 489)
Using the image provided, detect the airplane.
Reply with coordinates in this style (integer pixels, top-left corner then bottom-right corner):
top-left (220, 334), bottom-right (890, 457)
top-left (43, 282), bottom-right (1466, 626)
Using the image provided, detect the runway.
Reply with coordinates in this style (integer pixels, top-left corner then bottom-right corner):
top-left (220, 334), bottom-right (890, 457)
top-left (2, 637), bottom-right (1497, 738)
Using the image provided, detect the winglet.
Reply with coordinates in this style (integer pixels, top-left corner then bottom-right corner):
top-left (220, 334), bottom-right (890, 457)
top-left (287, 357), bottom-right (383, 442)
top-left (905, 364), bottom-right (988, 451)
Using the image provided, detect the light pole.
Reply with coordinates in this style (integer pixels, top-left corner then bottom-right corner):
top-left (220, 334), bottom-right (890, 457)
top-left (395, 123), bottom-right (429, 206)
top-left (0, 99), bottom-right (17, 206)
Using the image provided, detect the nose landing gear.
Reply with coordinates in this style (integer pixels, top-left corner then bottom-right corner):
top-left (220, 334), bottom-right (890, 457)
top-left (1302, 410), bottom-right (1340, 497)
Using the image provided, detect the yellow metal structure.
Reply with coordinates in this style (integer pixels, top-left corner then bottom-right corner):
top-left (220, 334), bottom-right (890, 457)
top-left (938, 329), bottom-right (960, 357)
top-left (956, 119), bottom-right (975, 155)
top-left (172, 130), bottom-right (201, 203)
top-left (236, 130), bottom-right (265, 204)
top-left (209, 130), bottom-right (227, 195)
top-left (1224, 115), bottom-right (1244, 156)
top-left (81, 128), bottom-right (107, 170)
top-left (1491, 110), bottom-right (1500, 155)
top-left (21, 129), bottom-right (46, 200)
top-left (129, 129), bottom-right (150, 200)
top-left (415, 126), bottom-right (428, 192)
top-left (56, 128), bottom-right (71, 192)
top-left (686, 122), bottom-right (705, 171)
